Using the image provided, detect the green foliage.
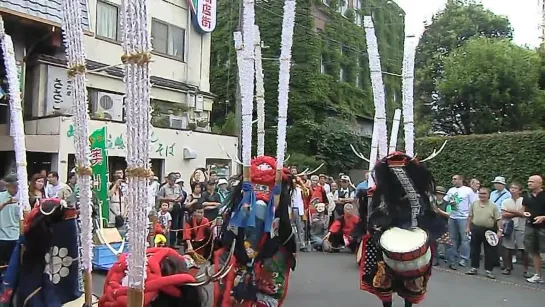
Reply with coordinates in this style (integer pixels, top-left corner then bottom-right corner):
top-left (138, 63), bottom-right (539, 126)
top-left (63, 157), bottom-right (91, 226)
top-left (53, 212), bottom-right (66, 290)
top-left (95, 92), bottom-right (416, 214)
top-left (210, 0), bottom-right (404, 171)
top-left (436, 37), bottom-right (543, 134)
top-left (287, 118), bottom-right (369, 174)
top-left (416, 131), bottom-right (545, 188)
top-left (211, 112), bottom-right (237, 136)
top-left (414, 0), bottom-right (513, 136)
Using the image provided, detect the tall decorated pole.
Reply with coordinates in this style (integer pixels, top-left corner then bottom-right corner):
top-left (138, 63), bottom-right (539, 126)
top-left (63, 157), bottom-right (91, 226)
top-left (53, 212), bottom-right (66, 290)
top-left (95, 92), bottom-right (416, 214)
top-left (241, 0), bottom-right (256, 180)
top-left (0, 17), bottom-right (30, 217)
top-left (120, 0), bottom-right (153, 304)
top-left (402, 36), bottom-right (417, 156)
top-left (255, 25), bottom-right (266, 156)
top-left (388, 109), bottom-right (401, 153)
top-left (274, 0), bottom-right (296, 207)
top-left (363, 16), bottom-right (388, 159)
top-left (59, 0), bottom-right (94, 304)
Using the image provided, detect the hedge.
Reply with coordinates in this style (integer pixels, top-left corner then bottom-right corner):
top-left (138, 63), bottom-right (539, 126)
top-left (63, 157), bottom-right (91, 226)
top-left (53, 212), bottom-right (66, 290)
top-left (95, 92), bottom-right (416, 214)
top-left (415, 131), bottom-right (545, 188)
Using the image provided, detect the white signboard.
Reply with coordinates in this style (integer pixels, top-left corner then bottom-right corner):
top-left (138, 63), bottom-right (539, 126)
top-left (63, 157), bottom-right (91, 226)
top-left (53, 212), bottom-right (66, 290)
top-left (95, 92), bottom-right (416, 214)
top-left (45, 65), bottom-right (74, 116)
top-left (195, 0), bottom-right (217, 33)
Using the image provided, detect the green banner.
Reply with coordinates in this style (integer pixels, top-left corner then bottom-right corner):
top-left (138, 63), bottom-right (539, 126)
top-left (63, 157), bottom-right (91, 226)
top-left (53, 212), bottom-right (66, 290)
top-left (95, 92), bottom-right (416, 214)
top-left (89, 127), bottom-right (109, 225)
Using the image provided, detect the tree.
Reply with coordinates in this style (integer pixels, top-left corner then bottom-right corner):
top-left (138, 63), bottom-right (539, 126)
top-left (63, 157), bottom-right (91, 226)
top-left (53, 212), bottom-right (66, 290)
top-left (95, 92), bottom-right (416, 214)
top-left (435, 37), bottom-right (543, 134)
top-left (414, 0), bottom-right (513, 135)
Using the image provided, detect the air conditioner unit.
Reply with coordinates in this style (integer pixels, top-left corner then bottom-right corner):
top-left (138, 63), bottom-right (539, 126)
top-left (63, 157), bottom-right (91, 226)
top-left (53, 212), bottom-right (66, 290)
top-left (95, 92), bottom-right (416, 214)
top-left (188, 93), bottom-right (196, 108)
top-left (169, 115), bottom-right (187, 129)
top-left (91, 91), bottom-right (124, 121)
top-left (195, 94), bottom-right (204, 112)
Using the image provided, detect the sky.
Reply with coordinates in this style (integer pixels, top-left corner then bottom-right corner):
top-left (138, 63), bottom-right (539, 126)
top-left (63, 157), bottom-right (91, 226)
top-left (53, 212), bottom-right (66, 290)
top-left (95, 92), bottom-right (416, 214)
top-left (394, 0), bottom-right (542, 47)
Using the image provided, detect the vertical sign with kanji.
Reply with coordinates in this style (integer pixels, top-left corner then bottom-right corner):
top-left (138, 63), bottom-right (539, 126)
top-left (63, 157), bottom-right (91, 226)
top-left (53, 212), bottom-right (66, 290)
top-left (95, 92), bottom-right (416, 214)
top-left (89, 127), bottom-right (110, 225)
top-left (189, 0), bottom-right (216, 33)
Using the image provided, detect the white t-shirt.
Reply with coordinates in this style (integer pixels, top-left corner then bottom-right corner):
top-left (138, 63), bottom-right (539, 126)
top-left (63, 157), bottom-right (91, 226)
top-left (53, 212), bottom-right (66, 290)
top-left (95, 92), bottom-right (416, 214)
top-left (45, 182), bottom-right (66, 198)
top-left (322, 183), bottom-right (331, 194)
top-left (444, 186), bottom-right (477, 219)
top-left (158, 211), bottom-right (172, 228)
top-left (501, 197), bottom-right (524, 230)
top-left (291, 187), bottom-right (305, 216)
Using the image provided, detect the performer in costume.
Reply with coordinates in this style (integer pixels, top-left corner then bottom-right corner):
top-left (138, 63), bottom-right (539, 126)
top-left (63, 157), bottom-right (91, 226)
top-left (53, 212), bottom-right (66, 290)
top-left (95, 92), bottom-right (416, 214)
top-left (212, 157), bottom-right (298, 306)
top-left (100, 246), bottom-right (234, 307)
top-left (0, 198), bottom-right (81, 306)
top-left (359, 152), bottom-right (438, 307)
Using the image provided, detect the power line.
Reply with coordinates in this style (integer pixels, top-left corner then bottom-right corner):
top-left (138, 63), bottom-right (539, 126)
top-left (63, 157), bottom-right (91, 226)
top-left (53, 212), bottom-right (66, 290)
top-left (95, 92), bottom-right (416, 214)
top-left (256, 1), bottom-right (404, 68)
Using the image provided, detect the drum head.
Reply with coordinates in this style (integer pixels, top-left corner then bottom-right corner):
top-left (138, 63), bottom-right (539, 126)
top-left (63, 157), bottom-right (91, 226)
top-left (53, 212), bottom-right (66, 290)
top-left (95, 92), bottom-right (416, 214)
top-left (485, 230), bottom-right (499, 246)
top-left (380, 227), bottom-right (428, 253)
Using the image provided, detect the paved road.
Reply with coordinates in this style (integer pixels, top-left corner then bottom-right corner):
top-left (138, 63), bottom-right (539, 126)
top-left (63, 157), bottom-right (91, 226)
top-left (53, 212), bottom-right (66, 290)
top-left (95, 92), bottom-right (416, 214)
top-left (92, 252), bottom-right (545, 306)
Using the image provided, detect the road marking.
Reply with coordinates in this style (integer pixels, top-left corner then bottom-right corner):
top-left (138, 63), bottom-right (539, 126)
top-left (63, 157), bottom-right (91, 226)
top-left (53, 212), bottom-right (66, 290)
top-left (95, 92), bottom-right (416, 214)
top-left (435, 267), bottom-right (545, 292)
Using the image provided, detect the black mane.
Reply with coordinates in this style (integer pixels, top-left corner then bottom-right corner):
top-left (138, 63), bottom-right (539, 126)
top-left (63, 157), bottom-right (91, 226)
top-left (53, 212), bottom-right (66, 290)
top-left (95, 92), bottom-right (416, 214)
top-left (150, 255), bottom-right (206, 307)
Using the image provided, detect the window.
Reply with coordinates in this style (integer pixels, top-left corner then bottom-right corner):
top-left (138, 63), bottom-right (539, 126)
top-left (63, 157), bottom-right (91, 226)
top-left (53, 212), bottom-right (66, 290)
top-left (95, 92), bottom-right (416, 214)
top-left (339, 0), bottom-right (348, 16)
top-left (96, 1), bottom-right (120, 41)
top-left (152, 19), bottom-right (186, 61)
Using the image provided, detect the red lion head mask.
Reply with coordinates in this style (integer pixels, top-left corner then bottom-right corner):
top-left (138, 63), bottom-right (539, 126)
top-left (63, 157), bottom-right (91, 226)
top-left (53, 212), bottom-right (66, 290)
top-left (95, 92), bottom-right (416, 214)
top-left (250, 156), bottom-right (290, 202)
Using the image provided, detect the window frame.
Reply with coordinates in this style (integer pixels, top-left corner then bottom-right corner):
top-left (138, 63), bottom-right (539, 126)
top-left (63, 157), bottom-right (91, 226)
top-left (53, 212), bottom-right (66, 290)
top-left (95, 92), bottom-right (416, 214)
top-left (95, 0), bottom-right (121, 43)
top-left (151, 18), bottom-right (186, 62)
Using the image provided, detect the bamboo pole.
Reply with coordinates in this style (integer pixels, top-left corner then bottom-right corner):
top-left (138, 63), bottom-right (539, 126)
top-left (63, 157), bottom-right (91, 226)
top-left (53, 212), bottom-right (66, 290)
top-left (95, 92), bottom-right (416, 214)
top-left (388, 109), bottom-right (401, 153)
top-left (121, 0), bottom-right (152, 304)
top-left (363, 16), bottom-right (388, 159)
top-left (254, 26), bottom-right (266, 157)
top-left (402, 35), bottom-right (417, 157)
top-left (274, 0), bottom-right (297, 208)
top-left (59, 0), bottom-right (95, 304)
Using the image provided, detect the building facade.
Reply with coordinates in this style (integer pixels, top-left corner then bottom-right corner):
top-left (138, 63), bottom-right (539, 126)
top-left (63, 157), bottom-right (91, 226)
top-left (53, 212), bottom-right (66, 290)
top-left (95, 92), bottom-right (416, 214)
top-left (211, 0), bottom-right (404, 167)
top-left (0, 0), bottom-right (238, 180)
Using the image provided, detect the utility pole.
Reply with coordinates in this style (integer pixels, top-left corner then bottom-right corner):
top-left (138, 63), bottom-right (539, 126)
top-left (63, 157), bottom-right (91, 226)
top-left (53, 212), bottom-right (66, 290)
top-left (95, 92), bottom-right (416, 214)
top-left (235, 0), bottom-right (243, 164)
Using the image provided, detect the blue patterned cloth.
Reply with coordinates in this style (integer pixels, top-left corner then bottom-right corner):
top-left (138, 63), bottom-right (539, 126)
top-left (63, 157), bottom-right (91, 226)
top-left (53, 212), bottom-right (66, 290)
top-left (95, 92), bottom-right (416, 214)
top-left (230, 182), bottom-right (257, 228)
top-left (8, 219), bottom-right (81, 306)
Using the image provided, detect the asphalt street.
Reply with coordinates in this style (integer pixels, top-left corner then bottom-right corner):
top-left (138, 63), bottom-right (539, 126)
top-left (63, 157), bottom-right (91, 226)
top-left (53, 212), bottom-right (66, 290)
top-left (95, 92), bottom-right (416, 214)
top-left (92, 252), bottom-right (545, 306)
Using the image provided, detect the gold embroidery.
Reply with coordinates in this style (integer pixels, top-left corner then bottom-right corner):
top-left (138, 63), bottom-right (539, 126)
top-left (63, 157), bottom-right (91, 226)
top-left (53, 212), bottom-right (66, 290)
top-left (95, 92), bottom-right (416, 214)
top-left (404, 277), bottom-right (425, 292)
top-left (373, 261), bottom-right (392, 289)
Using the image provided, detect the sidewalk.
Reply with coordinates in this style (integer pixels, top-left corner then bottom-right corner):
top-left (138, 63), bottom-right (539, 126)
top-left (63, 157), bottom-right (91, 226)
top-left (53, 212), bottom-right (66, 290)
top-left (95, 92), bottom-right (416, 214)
top-left (434, 259), bottom-right (545, 291)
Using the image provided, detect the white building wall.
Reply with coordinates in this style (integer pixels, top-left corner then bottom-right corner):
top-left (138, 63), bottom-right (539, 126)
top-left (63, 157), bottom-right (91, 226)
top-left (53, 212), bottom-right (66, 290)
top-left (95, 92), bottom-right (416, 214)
top-left (85, 0), bottom-right (211, 92)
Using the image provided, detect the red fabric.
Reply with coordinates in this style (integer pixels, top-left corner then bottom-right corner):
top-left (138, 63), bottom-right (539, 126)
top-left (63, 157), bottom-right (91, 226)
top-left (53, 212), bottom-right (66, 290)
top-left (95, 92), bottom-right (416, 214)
top-left (250, 156), bottom-right (290, 202)
top-left (99, 247), bottom-right (197, 307)
top-left (183, 217), bottom-right (211, 241)
top-left (309, 186), bottom-right (325, 205)
top-left (329, 214), bottom-right (359, 236)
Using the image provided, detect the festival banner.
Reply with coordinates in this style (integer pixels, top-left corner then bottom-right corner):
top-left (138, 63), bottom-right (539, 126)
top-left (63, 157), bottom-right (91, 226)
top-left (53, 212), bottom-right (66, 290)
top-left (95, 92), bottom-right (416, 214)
top-left (89, 127), bottom-right (109, 225)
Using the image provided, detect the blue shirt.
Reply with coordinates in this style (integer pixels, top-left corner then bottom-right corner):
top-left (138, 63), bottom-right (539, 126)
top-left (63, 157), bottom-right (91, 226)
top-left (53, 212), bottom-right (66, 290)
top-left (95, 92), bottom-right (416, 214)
top-left (0, 190), bottom-right (20, 240)
top-left (490, 189), bottom-right (511, 211)
top-left (356, 181), bottom-right (368, 192)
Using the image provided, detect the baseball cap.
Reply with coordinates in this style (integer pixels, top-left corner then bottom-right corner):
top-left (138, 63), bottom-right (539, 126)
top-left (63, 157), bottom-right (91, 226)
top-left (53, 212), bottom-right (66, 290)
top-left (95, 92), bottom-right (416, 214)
top-left (218, 178), bottom-right (228, 186)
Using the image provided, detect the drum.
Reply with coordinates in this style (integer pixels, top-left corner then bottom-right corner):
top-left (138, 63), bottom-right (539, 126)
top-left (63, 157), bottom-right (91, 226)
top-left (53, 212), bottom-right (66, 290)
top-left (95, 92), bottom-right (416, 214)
top-left (379, 227), bottom-right (431, 277)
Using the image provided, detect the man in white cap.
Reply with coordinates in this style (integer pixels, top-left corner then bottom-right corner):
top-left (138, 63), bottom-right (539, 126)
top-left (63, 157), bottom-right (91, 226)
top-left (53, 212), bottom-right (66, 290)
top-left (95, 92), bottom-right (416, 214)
top-left (490, 176), bottom-right (511, 211)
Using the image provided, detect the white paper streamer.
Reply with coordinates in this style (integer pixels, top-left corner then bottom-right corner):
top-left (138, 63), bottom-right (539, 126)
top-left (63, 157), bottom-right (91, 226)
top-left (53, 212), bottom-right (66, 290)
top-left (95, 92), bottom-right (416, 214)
top-left (0, 17), bottom-right (30, 214)
top-left (363, 16), bottom-right (388, 159)
top-left (367, 128), bottom-right (378, 187)
top-left (254, 25), bottom-right (266, 157)
top-left (388, 109), bottom-right (401, 153)
top-left (120, 0), bottom-right (152, 289)
top-left (241, 0), bottom-right (256, 167)
top-left (402, 36), bottom-right (416, 157)
top-left (59, 0), bottom-right (93, 272)
top-left (275, 0), bottom-right (296, 170)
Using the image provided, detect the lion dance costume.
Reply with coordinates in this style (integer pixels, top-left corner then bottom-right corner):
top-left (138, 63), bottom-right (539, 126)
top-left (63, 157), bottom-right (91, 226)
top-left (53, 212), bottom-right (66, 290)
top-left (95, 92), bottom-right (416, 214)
top-left (358, 152), bottom-right (437, 307)
top-left (213, 156), bottom-right (297, 306)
